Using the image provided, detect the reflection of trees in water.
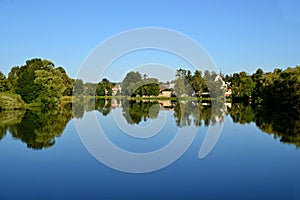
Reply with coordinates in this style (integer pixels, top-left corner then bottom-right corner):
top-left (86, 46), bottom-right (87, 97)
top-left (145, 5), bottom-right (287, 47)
top-left (5, 104), bottom-right (73, 150)
top-left (1, 98), bottom-right (298, 149)
top-left (256, 106), bottom-right (300, 147)
top-left (228, 103), bottom-right (300, 147)
top-left (72, 98), bottom-right (113, 118)
top-left (122, 100), bottom-right (160, 124)
top-left (228, 103), bottom-right (255, 124)
top-left (0, 126), bottom-right (5, 140)
top-left (72, 97), bottom-right (85, 119)
top-left (0, 110), bottom-right (26, 141)
top-left (121, 100), bottom-right (225, 127)
top-left (0, 126), bottom-right (6, 140)
top-left (0, 98), bottom-right (114, 149)
top-left (174, 100), bottom-right (226, 127)
top-left (95, 98), bottom-right (112, 116)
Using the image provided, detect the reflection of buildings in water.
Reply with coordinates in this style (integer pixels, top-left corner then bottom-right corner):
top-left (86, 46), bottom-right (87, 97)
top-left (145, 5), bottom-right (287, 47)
top-left (111, 99), bottom-right (122, 108)
top-left (158, 100), bottom-right (175, 110)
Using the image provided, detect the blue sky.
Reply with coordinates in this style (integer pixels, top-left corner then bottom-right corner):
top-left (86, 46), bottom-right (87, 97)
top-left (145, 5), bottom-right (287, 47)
top-left (0, 0), bottom-right (299, 81)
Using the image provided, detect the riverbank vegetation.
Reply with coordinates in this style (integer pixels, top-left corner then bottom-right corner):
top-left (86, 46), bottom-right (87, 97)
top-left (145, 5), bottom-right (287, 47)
top-left (0, 58), bottom-right (299, 113)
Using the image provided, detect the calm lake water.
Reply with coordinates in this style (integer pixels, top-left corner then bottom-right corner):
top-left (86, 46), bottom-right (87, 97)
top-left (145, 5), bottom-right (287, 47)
top-left (0, 99), bottom-right (299, 200)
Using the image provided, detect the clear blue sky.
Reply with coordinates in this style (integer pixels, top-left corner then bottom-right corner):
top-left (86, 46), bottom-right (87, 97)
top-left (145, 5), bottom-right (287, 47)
top-left (0, 0), bottom-right (299, 81)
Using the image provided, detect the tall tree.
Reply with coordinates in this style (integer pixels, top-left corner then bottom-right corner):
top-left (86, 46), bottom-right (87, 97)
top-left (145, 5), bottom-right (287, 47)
top-left (14, 58), bottom-right (65, 106)
top-left (0, 71), bottom-right (9, 92)
top-left (191, 70), bottom-right (205, 95)
top-left (7, 66), bottom-right (20, 92)
top-left (96, 82), bottom-right (105, 96)
top-left (122, 71), bottom-right (142, 96)
top-left (102, 78), bottom-right (114, 96)
top-left (174, 69), bottom-right (194, 96)
top-left (230, 71), bottom-right (255, 99)
top-left (56, 66), bottom-right (74, 96)
top-left (73, 79), bottom-right (84, 96)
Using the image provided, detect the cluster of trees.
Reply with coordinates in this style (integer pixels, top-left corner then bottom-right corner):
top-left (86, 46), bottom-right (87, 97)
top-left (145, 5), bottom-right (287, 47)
top-left (122, 71), bottom-right (160, 97)
top-left (73, 78), bottom-right (115, 97)
top-left (0, 58), bottom-right (299, 111)
top-left (174, 69), bottom-right (225, 98)
top-left (0, 59), bottom-right (72, 108)
top-left (224, 66), bottom-right (300, 108)
top-left (8, 59), bottom-right (71, 107)
top-left (0, 58), bottom-right (116, 108)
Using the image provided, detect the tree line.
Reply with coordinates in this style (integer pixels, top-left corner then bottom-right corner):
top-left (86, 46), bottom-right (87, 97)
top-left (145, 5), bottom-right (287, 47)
top-left (223, 67), bottom-right (300, 109)
top-left (0, 58), bottom-right (299, 111)
top-left (0, 58), bottom-right (163, 109)
top-left (171, 67), bottom-right (299, 113)
top-left (0, 58), bottom-right (117, 108)
top-left (173, 69), bottom-right (225, 97)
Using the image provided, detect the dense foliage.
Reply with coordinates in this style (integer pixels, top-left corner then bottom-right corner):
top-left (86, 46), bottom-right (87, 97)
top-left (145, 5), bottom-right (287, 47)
top-left (0, 58), bottom-right (299, 113)
top-left (0, 58), bottom-right (116, 108)
top-left (2, 58), bottom-right (298, 150)
top-left (225, 66), bottom-right (300, 109)
top-left (121, 71), bottom-right (160, 97)
top-left (174, 69), bottom-right (225, 98)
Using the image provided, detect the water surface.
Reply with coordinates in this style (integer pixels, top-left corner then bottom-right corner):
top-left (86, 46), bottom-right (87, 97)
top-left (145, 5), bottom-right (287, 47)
top-left (0, 99), bottom-right (299, 200)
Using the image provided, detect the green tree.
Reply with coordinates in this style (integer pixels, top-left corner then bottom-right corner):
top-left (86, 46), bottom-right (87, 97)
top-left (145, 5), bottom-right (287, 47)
top-left (7, 66), bottom-right (20, 92)
top-left (83, 82), bottom-right (97, 96)
top-left (122, 71), bottom-right (143, 96)
top-left (56, 67), bottom-right (74, 96)
top-left (102, 78), bottom-right (114, 96)
top-left (143, 83), bottom-right (160, 96)
top-left (251, 68), bottom-right (264, 102)
top-left (203, 70), bottom-right (224, 98)
top-left (174, 69), bottom-right (194, 96)
top-left (0, 71), bottom-right (9, 92)
top-left (132, 76), bottom-right (160, 97)
top-left (230, 71), bottom-right (255, 99)
top-left (272, 66), bottom-right (300, 108)
top-left (14, 58), bottom-right (65, 106)
top-left (96, 82), bottom-right (105, 96)
top-left (73, 79), bottom-right (84, 96)
top-left (34, 67), bottom-right (66, 107)
top-left (95, 78), bottom-right (114, 96)
top-left (191, 70), bottom-right (205, 96)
